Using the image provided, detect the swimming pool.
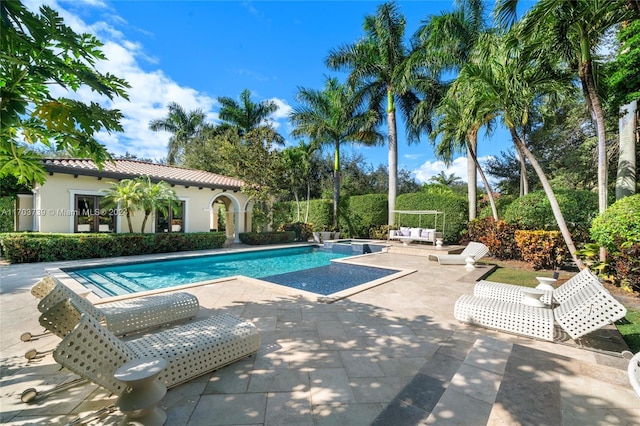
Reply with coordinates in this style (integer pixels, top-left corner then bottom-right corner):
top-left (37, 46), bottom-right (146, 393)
top-left (66, 244), bottom-right (397, 297)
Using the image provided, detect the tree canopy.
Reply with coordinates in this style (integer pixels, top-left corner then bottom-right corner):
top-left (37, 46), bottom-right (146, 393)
top-left (0, 0), bottom-right (130, 184)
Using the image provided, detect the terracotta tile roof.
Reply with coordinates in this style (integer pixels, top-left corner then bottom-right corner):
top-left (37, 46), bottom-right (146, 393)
top-left (42, 158), bottom-right (245, 191)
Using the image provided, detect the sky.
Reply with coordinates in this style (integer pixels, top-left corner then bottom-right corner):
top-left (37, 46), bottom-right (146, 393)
top-left (27, 0), bottom-right (521, 184)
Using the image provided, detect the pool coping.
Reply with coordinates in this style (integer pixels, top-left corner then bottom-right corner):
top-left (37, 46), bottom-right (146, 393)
top-left (46, 242), bottom-right (412, 304)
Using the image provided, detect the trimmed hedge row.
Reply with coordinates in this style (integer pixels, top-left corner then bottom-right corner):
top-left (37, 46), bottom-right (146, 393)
top-left (338, 194), bottom-right (388, 238)
top-left (0, 232), bottom-right (227, 263)
top-left (239, 231), bottom-right (296, 245)
top-left (274, 192), bottom-right (469, 241)
top-left (504, 189), bottom-right (597, 244)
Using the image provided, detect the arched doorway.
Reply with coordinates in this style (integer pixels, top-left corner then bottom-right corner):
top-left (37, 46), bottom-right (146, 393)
top-left (209, 193), bottom-right (243, 243)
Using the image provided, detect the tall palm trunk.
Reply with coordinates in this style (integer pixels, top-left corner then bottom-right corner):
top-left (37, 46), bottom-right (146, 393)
top-left (616, 100), bottom-right (637, 199)
top-left (387, 89), bottom-right (398, 226)
top-left (467, 142), bottom-right (478, 220)
top-left (509, 127), bottom-right (584, 269)
top-left (305, 178), bottom-right (311, 223)
top-left (579, 54), bottom-right (609, 214)
top-left (126, 212), bottom-right (134, 233)
top-left (333, 140), bottom-right (340, 228)
top-left (467, 132), bottom-right (498, 220)
top-left (512, 134), bottom-right (529, 196)
top-left (141, 211), bottom-right (150, 233)
top-left (580, 59), bottom-right (609, 262)
top-left (519, 131), bottom-right (529, 195)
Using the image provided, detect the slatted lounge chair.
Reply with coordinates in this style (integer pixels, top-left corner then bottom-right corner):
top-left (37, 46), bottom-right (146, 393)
top-left (473, 268), bottom-right (602, 306)
top-left (454, 278), bottom-right (627, 342)
top-left (36, 278), bottom-right (200, 337)
top-left (51, 300), bottom-right (261, 395)
top-left (428, 241), bottom-right (489, 265)
top-left (30, 275), bottom-right (58, 299)
top-left (629, 351), bottom-right (640, 398)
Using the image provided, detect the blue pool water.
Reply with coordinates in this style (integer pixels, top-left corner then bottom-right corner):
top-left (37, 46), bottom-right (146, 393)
top-left (67, 244), bottom-right (395, 297)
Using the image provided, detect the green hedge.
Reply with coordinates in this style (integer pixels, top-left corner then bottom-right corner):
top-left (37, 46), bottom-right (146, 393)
top-left (238, 231), bottom-right (296, 245)
top-left (504, 189), bottom-right (597, 242)
top-left (273, 199), bottom-right (333, 232)
top-left (338, 194), bottom-right (388, 238)
top-left (0, 232), bottom-right (227, 263)
top-left (477, 194), bottom-right (516, 220)
top-left (273, 192), bottom-right (469, 242)
top-left (395, 192), bottom-right (468, 243)
top-left (0, 197), bottom-right (14, 233)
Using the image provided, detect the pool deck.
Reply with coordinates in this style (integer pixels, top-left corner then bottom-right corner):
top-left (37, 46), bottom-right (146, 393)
top-left (1, 243), bottom-right (638, 425)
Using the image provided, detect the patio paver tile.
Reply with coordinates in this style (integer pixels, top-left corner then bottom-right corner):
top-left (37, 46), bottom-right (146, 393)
top-left (309, 368), bottom-right (356, 405)
top-left (188, 393), bottom-right (267, 426)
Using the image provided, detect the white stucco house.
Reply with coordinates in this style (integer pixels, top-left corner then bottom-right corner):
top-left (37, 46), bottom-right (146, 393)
top-left (15, 159), bottom-right (256, 243)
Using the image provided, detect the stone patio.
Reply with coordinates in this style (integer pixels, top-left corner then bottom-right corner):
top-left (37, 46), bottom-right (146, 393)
top-left (1, 243), bottom-right (638, 425)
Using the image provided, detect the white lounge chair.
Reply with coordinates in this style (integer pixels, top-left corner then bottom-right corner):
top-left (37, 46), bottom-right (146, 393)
top-left (35, 276), bottom-right (199, 337)
top-left (629, 351), bottom-right (640, 398)
top-left (52, 300), bottom-right (261, 395)
top-left (473, 268), bottom-right (602, 306)
top-left (454, 278), bottom-right (627, 341)
top-left (428, 241), bottom-right (489, 265)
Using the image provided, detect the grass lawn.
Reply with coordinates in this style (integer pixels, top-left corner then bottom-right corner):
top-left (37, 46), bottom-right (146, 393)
top-left (485, 260), bottom-right (640, 353)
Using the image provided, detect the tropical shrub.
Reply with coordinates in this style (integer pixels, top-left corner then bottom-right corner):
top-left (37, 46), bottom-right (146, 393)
top-left (504, 189), bottom-right (597, 243)
top-left (238, 231), bottom-right (295, 245)
top-left (465, 217), bottom-right (520, 260)
top-left (608, 243), bottom-right (640, 293)
top-left (514, 230), bottom-right (567, 270)
top-left (590, 195), bottom-right (640, 291)
top-left (0, 232), bottom-right (227, 263)
top-left (590, 194), bottom-right (640, 254)
top-left (279, 222), bottom-right (313, 242)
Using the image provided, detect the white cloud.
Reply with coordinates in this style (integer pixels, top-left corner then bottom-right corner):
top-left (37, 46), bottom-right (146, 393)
top-left (24, 0), bottom-right (219, 162)
top-left (412, 156), bottom-right (494, 184)
top-left (269, 98), bottom-right (293, 120)
top-left (413, 157), bottom-right (468, 183)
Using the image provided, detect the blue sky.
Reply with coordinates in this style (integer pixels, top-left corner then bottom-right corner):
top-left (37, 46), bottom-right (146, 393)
top-left (30, 0), bottom-right (522, 183)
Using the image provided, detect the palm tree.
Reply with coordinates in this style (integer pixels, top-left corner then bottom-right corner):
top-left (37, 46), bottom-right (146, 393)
top-left (496, 0), bottom-right (639, 214)
top-left (138, 176), bottom-right (180, 233)
top-left (412, 0), bottom-right (503, 220)
top-left (428, 171), bottom-right (463, 187)
top-left (101, 179), bottom-right (143, 233)
top-left (218, 89), bottom-right (284, 143)
top-left (290, 77), bottom-right (382, 228)
top-left (326, 2), bottom-right (420, 226)
top-left (456, 30), bottom-right (585, 267)
top-left (149, 102), bottom-right (206, 165)
top-left (430, 88), bottom-right (500, 221)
